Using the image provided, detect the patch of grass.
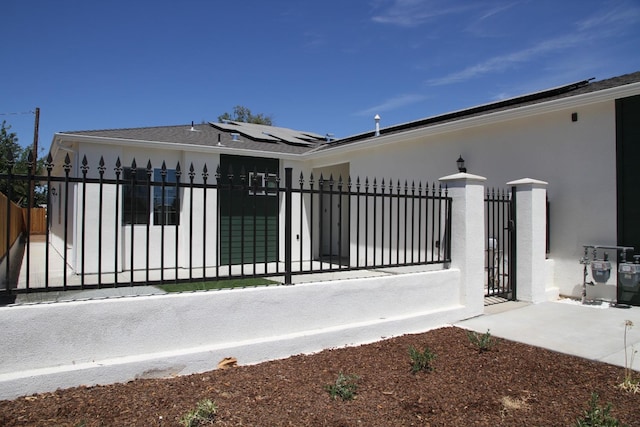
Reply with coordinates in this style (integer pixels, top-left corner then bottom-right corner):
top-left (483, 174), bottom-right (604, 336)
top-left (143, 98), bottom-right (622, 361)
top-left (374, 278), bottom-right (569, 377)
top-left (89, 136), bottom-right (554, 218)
top-left (325, 372), bottom-right (359, 401)
top-left (179, 399), bottom-right (218, 427)
top-left (157, 278), bottom-right (277, 293)
top-left (467, 329), bottom-right (496, 353)
top-left (408, 345), bottom-right (436, 373)
top-left (574, 393), bottom-right (625, 427)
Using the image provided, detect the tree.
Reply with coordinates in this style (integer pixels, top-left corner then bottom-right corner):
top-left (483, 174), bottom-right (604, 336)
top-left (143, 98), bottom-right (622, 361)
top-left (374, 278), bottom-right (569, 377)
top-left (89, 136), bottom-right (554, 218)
top-left (218, 105), bottom-right (274, 126)
top-left (0, 120), bottom-right (46, 207)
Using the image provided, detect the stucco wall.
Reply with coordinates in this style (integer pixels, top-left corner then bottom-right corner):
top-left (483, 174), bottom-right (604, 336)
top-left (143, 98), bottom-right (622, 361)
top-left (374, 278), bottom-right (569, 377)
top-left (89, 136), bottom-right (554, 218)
top-left (65, 146), bottom-right (224, 274)
top-left (0, 268), bottom-right (468, 400)
top-left (310, 100), bottom-right (618, 299)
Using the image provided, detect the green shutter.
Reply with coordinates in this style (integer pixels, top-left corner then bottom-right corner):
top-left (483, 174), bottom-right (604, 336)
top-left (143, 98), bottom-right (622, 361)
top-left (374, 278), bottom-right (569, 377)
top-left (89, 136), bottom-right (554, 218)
top-left (219, 155), bottom-right (279, 265)
top-left (616, 94), bottom-right (640, 306)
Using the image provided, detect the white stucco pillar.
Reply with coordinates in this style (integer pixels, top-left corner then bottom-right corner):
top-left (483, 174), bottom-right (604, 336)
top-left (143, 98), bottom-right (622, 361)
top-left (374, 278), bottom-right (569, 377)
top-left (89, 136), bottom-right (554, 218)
top-left (507, 178), bottom-right (548, 303)
top-left (439, 172), bottom-right (486, 315)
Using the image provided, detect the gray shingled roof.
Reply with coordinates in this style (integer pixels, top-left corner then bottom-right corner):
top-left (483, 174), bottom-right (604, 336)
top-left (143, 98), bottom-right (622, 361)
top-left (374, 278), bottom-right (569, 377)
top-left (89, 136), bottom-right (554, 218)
top-left (322, 70), bottom-right (640, 149)
top-left (59, 122), bottom-right (327, 155)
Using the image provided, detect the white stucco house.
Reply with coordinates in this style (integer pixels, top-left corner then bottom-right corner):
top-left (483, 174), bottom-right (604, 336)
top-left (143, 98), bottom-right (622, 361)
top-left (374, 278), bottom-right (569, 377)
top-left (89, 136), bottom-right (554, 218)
top-left (48, 70), bottom-right (640, 305)
top-left (3, 69), bottom-right (639, 401)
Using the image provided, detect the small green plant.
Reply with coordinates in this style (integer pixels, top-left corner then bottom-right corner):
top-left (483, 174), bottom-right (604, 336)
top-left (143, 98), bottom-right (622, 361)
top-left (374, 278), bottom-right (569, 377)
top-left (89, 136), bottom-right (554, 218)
top-left (467, 329), bottom-right (496, 353)
top-left (574, 393), bottom-right (625, 427)
top-left (325, 372), bottom-right (359, 401)
top-left (408, 345), bottom-right (436, 373)
top-left (179, 399), bottom-right (218, 427)
top-left (619, 320), bottom-right (639, 393)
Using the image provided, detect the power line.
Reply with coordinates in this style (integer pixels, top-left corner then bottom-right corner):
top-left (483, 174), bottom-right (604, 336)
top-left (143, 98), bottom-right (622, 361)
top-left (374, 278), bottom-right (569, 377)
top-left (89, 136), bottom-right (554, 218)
top-left (0, 111), bottom-right (36, 116)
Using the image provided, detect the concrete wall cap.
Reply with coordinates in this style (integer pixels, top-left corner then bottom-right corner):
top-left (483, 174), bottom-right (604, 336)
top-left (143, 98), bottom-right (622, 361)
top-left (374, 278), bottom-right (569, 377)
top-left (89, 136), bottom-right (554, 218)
top-left (439, 172), bottom-right (487, 182)
top-left (506, 178), bottom-right (548, 187)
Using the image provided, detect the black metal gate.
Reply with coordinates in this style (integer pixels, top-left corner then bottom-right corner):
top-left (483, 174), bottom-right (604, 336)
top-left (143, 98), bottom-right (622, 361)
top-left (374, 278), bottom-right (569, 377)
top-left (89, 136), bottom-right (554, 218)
top-left (485, 188), bottom-right (516, 300)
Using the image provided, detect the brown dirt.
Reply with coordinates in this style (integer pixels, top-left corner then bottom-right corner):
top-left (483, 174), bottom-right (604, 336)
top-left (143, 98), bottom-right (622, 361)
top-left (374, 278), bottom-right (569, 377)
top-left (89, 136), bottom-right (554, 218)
top-left (0, 327), bottom-right (638, 426)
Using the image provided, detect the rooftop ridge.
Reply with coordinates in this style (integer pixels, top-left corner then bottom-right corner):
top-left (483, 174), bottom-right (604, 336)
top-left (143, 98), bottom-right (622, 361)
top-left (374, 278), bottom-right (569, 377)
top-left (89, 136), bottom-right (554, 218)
top-left (328, 70), bottom-right (640, 146)
top-left (58, 123), bottom-right (209, 135)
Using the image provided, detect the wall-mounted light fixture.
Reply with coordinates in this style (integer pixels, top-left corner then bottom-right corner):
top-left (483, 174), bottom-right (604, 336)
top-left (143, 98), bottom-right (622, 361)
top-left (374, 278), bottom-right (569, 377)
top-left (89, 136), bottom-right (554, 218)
top-left (456, 155), bottom-right (467, 173)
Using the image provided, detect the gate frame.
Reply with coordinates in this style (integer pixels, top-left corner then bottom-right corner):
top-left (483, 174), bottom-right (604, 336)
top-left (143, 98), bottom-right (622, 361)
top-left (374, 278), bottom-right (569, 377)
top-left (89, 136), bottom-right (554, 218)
top-left (484, 187), bottom-right (516, 300)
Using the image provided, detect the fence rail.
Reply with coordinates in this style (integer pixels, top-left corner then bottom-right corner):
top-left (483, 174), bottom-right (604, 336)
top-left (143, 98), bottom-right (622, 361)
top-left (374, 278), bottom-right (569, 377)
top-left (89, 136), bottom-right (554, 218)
top-left (1, 154), bottom-right (451, 296)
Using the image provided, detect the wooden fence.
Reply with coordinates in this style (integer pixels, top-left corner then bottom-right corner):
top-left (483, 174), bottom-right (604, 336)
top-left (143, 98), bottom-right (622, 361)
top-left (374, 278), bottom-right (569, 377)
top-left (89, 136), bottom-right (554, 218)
top-left (23, 208), bottom-right (47, 235)
top-left (0, 192), bottom-right (25, 260)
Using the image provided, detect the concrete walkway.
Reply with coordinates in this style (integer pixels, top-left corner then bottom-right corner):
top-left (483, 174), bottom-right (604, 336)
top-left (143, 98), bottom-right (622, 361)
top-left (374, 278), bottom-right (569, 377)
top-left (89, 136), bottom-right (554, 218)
top-left (457, 299), bottom-right (640, 372)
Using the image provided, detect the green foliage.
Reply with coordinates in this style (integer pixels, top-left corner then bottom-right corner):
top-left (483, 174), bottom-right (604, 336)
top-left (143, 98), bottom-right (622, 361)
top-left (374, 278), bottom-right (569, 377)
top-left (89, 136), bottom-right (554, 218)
top-left (574, 393), bottom-right (625, 427)
top-left (0, 120), bottom-right (47, 207)
top-left (179, 399), bottom-right (218, 427)
top-left (218, 105), bottom-right (273, 126)
top-left (408, 345), bottom-right (436, 373)
top-left (467, 329), bottom-right (496, 353)
top-left (325, 372), bottom-right (359, 401)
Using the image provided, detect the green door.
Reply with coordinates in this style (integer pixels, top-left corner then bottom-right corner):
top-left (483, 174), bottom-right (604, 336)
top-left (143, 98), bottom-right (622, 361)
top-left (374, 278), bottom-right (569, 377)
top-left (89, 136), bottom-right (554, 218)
top-left (616, 94), bottom-right (640, 306)
top-left (219, 155), bottom-right (279, 265)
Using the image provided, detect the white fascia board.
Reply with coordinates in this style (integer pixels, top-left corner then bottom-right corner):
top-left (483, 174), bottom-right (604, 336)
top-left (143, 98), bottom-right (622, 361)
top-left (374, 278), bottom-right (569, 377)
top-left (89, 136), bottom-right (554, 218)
top-left (53, 133), bottom-right (306, 161)
top-left (307, 81), bottom-right (640, 159)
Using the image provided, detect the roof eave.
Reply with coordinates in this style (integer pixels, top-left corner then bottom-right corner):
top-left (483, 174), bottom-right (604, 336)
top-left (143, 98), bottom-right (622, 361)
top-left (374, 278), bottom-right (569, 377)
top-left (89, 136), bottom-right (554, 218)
top-left (307, 80), bottom-right (640, 159)
top-left (51, 133), bottom-right (309, 161)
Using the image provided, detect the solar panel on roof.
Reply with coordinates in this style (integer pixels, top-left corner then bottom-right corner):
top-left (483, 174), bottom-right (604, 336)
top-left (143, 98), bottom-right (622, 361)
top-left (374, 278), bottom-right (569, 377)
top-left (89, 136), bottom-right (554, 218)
top-left (210, 121), bottom-right (323, 146)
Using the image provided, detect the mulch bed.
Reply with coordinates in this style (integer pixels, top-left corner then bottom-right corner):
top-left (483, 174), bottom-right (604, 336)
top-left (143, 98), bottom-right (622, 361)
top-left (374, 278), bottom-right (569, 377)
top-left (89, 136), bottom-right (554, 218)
top-left (0, 326), bottom-right (638, 426)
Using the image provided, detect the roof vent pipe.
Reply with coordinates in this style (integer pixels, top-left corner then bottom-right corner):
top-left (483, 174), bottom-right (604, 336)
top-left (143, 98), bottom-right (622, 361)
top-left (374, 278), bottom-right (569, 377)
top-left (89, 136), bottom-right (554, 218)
top-left (374, 114), bottom-right (380, 137)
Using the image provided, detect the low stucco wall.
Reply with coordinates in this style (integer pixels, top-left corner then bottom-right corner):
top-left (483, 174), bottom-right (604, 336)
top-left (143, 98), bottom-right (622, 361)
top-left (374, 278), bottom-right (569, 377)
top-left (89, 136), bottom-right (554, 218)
top-left (0, 268), bottom-right (474, 400)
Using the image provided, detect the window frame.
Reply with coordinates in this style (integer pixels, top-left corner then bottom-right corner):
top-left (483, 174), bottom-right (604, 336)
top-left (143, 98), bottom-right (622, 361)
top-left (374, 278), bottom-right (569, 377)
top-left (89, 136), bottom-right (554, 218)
top-left (248, 171), bottom-right (278, 196)
top-left (153, 168), bottom-right (180, 226)
top-left (121, 167), bottom-right (180, 226)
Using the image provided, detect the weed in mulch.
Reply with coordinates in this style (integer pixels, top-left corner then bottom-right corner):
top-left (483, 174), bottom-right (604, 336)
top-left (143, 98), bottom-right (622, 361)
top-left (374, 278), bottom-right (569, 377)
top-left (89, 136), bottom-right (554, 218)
top-left (408, 345), bottom-right (436, 373)
top-left (325, 372), bottom-right (359, 401)
top-left (179, 399), bottom-right (218, 426)
top-left (467, 329), bottom-right (497, 353)
top-left (619, 320), bottom-right (639, 394)
top-left (574, 392), bottom-right (626, 427)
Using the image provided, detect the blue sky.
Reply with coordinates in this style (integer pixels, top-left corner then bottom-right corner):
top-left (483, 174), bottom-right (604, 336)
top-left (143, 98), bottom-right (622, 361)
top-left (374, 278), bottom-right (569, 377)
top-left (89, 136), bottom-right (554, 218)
top-left (2, 0), bottom-right (639, 152)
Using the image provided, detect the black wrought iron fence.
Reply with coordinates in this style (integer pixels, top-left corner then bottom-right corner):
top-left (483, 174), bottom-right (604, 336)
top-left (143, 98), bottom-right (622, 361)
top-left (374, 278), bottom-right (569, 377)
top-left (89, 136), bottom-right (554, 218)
top-left (1, 153), bottom-right (451, 296)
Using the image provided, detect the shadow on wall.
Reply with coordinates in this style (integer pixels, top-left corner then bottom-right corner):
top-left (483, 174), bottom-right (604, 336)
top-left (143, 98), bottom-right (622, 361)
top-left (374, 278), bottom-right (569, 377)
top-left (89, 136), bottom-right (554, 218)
top-left (0, 235), bottom-right (24, 300)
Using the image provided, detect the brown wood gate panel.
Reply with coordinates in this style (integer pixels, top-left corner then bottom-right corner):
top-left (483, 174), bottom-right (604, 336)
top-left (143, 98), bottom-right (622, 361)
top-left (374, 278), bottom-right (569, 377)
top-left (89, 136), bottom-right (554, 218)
top-left (23, 208), bottom-right (47, 235)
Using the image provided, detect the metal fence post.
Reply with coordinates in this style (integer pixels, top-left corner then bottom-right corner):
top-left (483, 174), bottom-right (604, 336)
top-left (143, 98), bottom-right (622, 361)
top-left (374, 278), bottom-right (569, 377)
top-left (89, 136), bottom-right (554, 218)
top-left (284, 167), bottom-right (292, 285)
